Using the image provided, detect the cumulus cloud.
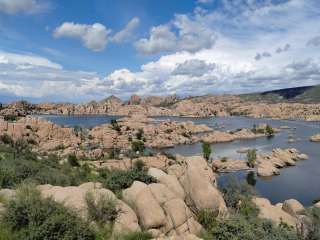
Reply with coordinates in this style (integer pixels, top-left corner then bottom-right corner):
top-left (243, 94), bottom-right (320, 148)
top-left (135, 25), bottom-right (177, 55)
top-left (0, 0), bottom-right (49, 14)
top-left (135, 13), bottom-right (217, 55)
top-left (172, 59), bottom-right (215, 77)
top-left (53, 22), bottom-right (111, 52)
top-left (276, 43), bottom-right (291, 53)
top-left (254, 52), bottom-right (271, 61)
top-left (197, 0), bottom-right (213, 4)
top-left (307, 36), bottom-right (320, 47)
top-left (111, 17), bottom-right (140, 43)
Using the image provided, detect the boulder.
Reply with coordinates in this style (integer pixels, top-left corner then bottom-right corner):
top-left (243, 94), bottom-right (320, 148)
top-left (38, 183), bottom-right (140, 234)
top-left (282, 199), bottom-right (305, 217)
top-left (310, 134), bottom-right (320, 142)
top-left (180, 156), bottom-right (227, 214)
top-left (253, 197), bottom-right (299, 227)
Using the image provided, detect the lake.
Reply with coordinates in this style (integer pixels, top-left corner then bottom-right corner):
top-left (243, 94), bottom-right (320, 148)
top-left (37, 114), bottom-right (320, 206)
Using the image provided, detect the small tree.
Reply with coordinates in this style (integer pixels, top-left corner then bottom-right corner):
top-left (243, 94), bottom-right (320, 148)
top-left (131, 140), bottom-right (145, 154)
top-left (110, 119), bottom-right (121, 132)
top-left (265, 125), bottom-right (275, 137)
top-left (68, 154), bottom-right (80, 167)
top-left (202, 142), bottom-right (212, 161)
top-left (247, 149), bottom-right (257, 168)
top-left (136, 129), bottom-right (144, 140)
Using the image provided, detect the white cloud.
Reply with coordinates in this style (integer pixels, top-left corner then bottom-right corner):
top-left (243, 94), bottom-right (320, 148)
top-left (135, 13), bottom-right (217, 55)
top-left (307, 36), bottom-right (320, 47)
top-left (135, 25), bottom-right (177, 55)
top-left (53, 22), bottom-right (111, 52)
top-left (0, 0), bottom-right (49, 14)
top-left (111, 17), bottom-right (140, 43)
top-left (197, 0), bottom-right (213, 4)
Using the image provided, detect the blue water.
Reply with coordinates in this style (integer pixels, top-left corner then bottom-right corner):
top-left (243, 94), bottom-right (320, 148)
top-left (36, 115), bottom-right (320, 205)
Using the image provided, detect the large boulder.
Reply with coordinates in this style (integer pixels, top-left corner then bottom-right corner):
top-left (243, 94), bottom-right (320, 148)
top-left (253, 197), bottom-right (299, 228)
top-left (282, 199), bottom-right (305, 217)
top-left (122, 181), bottom-right (202, 237)
top-left (38, 182), bottom-right (140, 235)
top-left (179, 156), bottom-right (227, 215)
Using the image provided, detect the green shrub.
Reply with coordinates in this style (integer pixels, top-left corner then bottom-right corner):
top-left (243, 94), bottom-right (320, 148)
top-left (0, 223), bottom-right (16, 240)
top-left (131, 140), bottom-right (145, 153)
top-left (197, 209), bottom-right (218, 230)
top-left (4, 115), bottom-right (17, 122)
top-left (266, 125), bottom-right (275, 137)
top-left (2, 185), bottom-right (95, 240)
top-left (305, 207), bottom-right (320, 240)
top-left (85, 192), bottom-right (119, 225)
top-left (111, 119), bottom-right (121, 132)
top-left (247, 149), bottom-right (257, 168)
top-left (220, 177), bottom-right (257, 210)
top-left (0, 134), bottom-right (14, 145)
top-left (67, 154), bottom-right (80, 167)
top-left (102, 169), bottom-right (156, 193)
top-left (202, 142), bottom-right (212, 161)
top-left (201, 214), bottom-right (300, 240)
top-left (116, 231), bottom-right (153, 240)
top-left (135, 129), bottom-right (144, 140)
top-left (133, 159), bottom-right (145, 171)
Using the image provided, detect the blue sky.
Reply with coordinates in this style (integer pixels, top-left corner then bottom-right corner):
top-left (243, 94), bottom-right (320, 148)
top-left (0, 0), bottom-right (320, 102)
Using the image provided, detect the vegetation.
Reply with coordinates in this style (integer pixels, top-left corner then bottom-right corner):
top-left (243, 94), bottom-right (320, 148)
top-left (115, 231), bottom-right (153, 240)
top-left (266, 124), bottom-right (275, 137)
top-left (1, 185), bottom-right (95, 240)
top-left (198, 177), bottom-right (300, 240)
top-left (131, 140), bottom-right (145, 153)
top-left (111, 119), bottom-right (121, 132)
top-left (67, 154), bottom-right (80, 167)
top-left (85, 192), bottom-right (119, 225)
top-left (305, 207), bottom-right (320, 240)
top-left (202, 142), bottom-right (212, 161)
top-left (135, 129), bottom-right (144, 140)
top-left (101, 166), bottom-right (156, 193)
top-left (0, 141), bottom-right (97, 188)
top-left (247, 149), bottom-right (257, 168)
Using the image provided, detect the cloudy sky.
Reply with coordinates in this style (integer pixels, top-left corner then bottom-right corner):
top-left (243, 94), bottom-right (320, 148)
top-left (0, 0), bottom-right (320, 102)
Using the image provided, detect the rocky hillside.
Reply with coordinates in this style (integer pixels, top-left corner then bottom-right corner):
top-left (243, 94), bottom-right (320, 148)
top-left (239, 85), bottom-right (320, 103)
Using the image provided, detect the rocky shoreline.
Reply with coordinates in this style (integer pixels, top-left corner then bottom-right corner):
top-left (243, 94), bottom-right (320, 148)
top-left (2, 94), bottom-right (320, 122)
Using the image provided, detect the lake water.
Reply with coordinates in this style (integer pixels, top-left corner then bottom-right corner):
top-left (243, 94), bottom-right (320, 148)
top-left (37, 114), bottom-right (320, 206)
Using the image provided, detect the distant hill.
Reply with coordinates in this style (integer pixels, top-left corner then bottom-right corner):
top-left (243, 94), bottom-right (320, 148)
top-left (239, 85), bottom-right (320, 103)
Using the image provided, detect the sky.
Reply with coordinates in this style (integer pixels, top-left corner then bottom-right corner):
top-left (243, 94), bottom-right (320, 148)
top-left (0, 0), bottom-right (320, 103)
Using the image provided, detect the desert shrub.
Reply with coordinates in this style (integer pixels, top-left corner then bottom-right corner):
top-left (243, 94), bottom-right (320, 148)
top-left (133, 159), bottom-right (146, 171)
top-left (116, 231), bottom-right (153, 240)
top-left (202, 142), bottom-right (212, 161)
top-left (0, 134), bottom-right (14, 145)
top-left (67, 154), bottom-right (80, 167)
top-left (4, 115), bottom-right (17, 122)
top-left (197, 209), bottom-right (219, 230)
top-left (247, 149), bottom-right (257, 168)
top-left (266, 124), bottom-right (275, 137)
top-left (135, 129), bottom-right (144, 140)
top-left (131, 140), bottom-right (145, 153)
top-left (0, 223), bottom-right (16, 240)
top-left (85, 192), bottom-right (119, 225)
top-left (200, 214), bottom-right (300, 240)
top-left (2, 185), bottom-right (95, 240)
top-left (102, 168), bottom-right (156, 193)
top-left (109, 146), bottom-right (121, 159)
top-left (305, 207), bottom-right (320, 240)
top-left (220, 177), bottom-right (257, 215)
top-left (111, 119), bottom-right (121, 132)
top-left (0, 144), bottom-right (96, 188)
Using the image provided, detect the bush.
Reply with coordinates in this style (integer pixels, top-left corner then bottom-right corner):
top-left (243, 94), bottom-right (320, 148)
top-left (116, 231), bottom-right (153, 240)
top-left (197, 209), bottom-right (218, 230)
top-left (111, 119), bottom-right (121, 132)
top-left (0, 134), bottom-right (14, 145)
top-left (102, 168), bottom-right (156, 193)
top-left (67, 154), bottom-right (80, 167)
top-left (202, 142), bottom-right (212, 161)
top-left (85, 192), bottom-right (119, 225)
top-left (131, 140), bottom-right (145, 153)
top-left (200, 214), bottom-right (300, 240)
top-left (136, 129), bottom-right (144, 140)
top-left (266, 125), bottom-right (275, 137)
top-left (133, 159), bottom-right (145, 171)
top-left (305, 207), bottom-right (320, 240)
top-left (4, 115), bottom-right (17, 122)
top-left (220, 177), bottom-right (257, 212)
top-left (247, 149), bottom-right (257, 168)
top-left (2, 185), bottom-right (95, 240)
top-left (0, 223), bottom-right (16, 240)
